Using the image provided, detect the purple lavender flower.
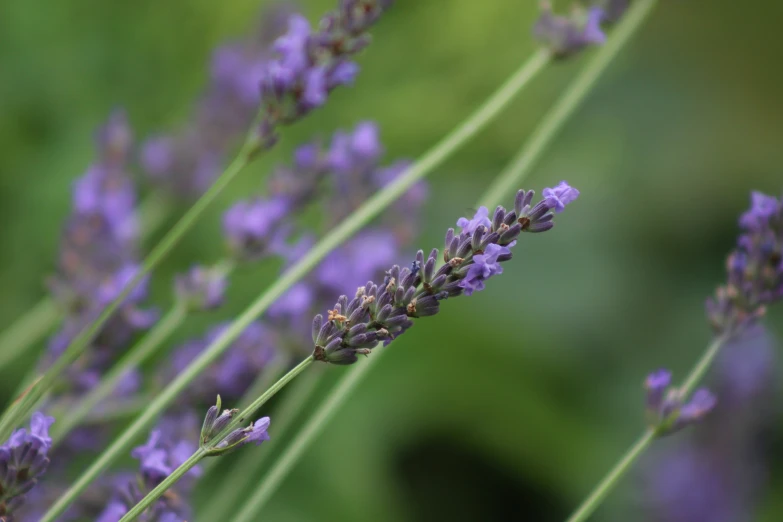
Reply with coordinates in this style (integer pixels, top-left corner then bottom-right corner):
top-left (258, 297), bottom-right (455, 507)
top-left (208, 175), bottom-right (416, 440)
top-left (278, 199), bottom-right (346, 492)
top-left (459, 243), bottom-right (511, 296)
top-left (542, 180), bottom-right (581, 213)
top-left (223, 197), bottom-right (291, 261)
top-left (311, 186), bottom-right (577, 364)
top-left (706, 190), bottom-right (782, 333)
top-left (46, 113), bottom-right (157, 391)
top-left (0, 413), bottom-right (55, 517)
top-left (140, 4), bottom-right (294, 197)
top-left (534, 3), bottom-right (606, 58)
top-left (257, 1), bottom-right (395, 145)
top-left (644, 368), bottom-right (671, 417)
top-left (98, 414), bottom-right (200, 521)
top-left (456, 207), bottom-right (492, 236)
top-left (200, 397), bottom-right (271, 455)
top-left (175, 264), bottom-right (228, 311)
top-left (642, 369), bottom-right (716, 436)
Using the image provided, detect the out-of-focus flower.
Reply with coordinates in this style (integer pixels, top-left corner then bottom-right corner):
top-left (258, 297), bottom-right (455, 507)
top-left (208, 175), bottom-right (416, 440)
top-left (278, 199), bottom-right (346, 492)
top-left (534, 2), bottom-right (606, 58)
top-left (0, 413), bottom-right (55, 518)
top-left (706, 191), bottom-right (782, 333)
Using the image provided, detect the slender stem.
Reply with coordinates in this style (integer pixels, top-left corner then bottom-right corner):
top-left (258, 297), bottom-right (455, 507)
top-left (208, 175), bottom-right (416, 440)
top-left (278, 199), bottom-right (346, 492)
top-left (480, 0), bottom-right (658, 208)
top-left (118, 357), bottom-right (314, 521)
top-left (49, 303), bottom-right (189, 445)
top-left (234, 352), bottom-right (384, 522)
top-left (679, 334), bottom-right (726, 397)
top-left (38, 50), bottom-right (550, 522)
top-left (119, 448), bottom-right (207, 522)
top-left (0, 139), bottom-right (258, 441)
top-left (0, 298), bottom-right (60, 370)
top-left (565, 430), bottom-right (656, 522)
top-left (199, 369), bottom-right (325, 520)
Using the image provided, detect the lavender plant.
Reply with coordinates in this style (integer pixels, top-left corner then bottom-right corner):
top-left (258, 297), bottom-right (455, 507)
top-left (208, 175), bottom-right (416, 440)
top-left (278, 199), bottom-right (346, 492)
top-left (5, 0), bottom-right (741, 520)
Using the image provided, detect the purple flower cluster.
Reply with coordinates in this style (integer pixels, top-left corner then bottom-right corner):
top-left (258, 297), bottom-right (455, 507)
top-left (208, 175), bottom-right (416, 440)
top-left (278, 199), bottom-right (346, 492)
top-left (97, 414), bottom-right (201, 521)
top-left (200, 396), bottom-right (270, 454)
top-left (533, 1), bottom-right (606, 58)
top-left (175, 264), bottom-right (229, 312)
top-left (706, 191), bottom-right (783, 334)
top-left (46, 112), bottom-right (156, 391)
top-left (257, 1), bottom-right (394, 146)
top-left (141, 4), bottom-right (295, 197)
top-left (311, 185), bottom-right (578, 364)
top-left (0, 413), bottom-right (55, 518)
top-left (644, 370), bottom-right (716, 436)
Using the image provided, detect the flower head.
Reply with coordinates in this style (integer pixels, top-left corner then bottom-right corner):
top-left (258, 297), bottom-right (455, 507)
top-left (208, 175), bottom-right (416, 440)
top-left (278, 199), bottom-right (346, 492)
top-left (0, 413), bottom-right (55, 517)
top-left (311, 185), bottom-right (577, 364)
top-left (534, 3), bottom-right (606, 58)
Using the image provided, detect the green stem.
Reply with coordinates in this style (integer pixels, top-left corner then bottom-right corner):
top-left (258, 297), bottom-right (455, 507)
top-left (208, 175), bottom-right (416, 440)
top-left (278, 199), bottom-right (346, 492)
top-left (233, 352), bottom-right (384, 522)
top-left (49, 303), bottom-right (189, 445)
top-left (564, 430), bottom-right (656, 522)
top-left (118, 357), bottom-right (314, 521)
top-left (0, 138), bottom-right (259, 441)
top-left (564, 335), bottom-right (728, 522)
top-left (480, 0), bottom-right (657, 208)
top-left (0, 298), bottom-right (60, 371)
top-left (199, 369), bottom-right (325, 520)
top-left (38, 50), bottom-right (549, 522)
top-left (119, 448), bottom-right (207, 522)
top-left (679, 334), bottom-right (726, 397)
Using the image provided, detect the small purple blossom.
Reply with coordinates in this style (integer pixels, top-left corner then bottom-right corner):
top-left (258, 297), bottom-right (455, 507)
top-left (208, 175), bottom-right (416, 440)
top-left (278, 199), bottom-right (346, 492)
top-left (642, 369), bottom-right (717, 436)
top-left (542, 181), bottom-right (581, 213)
top-left (534, 4), bottom-right (606, 58)
top-left (223, 197), bottom-right (291, 261)
top-left (644, 369), bottom-right (672, 417)
top-left (175, 264), bottom-right (228, 311)
top-left (457, 207), bottom-right (492, 236)
top-left (0, 413), bottom-right (55, 517)
top-left (459, 243), bottom-right (511, 296)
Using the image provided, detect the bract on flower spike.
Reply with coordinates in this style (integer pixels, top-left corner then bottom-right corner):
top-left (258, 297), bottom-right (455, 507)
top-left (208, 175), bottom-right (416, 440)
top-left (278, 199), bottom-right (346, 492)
top-left (311, 184), bottom-right (579, 364)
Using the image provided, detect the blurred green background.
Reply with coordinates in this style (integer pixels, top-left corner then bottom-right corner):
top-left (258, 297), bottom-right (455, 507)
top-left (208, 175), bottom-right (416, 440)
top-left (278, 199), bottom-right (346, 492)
top-left (1, 0), bottom-right (782, 520)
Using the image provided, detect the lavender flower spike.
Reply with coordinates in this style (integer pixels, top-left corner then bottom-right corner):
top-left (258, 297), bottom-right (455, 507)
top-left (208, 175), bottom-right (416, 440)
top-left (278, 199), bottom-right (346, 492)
top-left (0, 412), bottom-right (55, 518)
top-left (534, 2), bottom-right (606, 58)
top-left (312, 185), bottom-right (578, 364)
top-left (706, 190), bottom-right (783, 333)
top-left (201, 397), bottom-right (271, 455)
top-left (643, 369), bottom-right (717, 437)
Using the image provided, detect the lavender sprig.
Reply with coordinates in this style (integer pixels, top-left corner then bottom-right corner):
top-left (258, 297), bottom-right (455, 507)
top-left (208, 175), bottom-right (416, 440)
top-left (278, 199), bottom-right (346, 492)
top-left (311, 186), bottom-right (578, 364)
top-left (534, 1), bottom-right (607, 58)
